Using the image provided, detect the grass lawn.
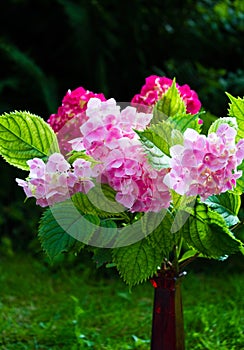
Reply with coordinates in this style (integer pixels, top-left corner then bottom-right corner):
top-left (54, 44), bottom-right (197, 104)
top-left (0, 252), bottom-right (243, 349)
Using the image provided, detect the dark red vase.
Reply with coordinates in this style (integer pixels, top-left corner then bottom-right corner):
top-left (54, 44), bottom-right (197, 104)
top-left (150, 269), bottom-right (186, 350)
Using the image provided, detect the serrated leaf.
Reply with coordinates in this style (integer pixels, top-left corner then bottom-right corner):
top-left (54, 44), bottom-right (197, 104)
top-left (112, 237), bottom-right (162, 287)
top-left (151, 79), bottom-right (186, 124)
top-left (0, 111), bottom-right (59, 170)
top-left (72, 183), bottom-right (127, 218)
top-left (47, 198), bottom-right (127, 248)
top-left (86, 183), bottom-right (126, 215)
top-left (111, 218), bottom-right (146, 248)
top-left (167, 191), bottom-right (196, 234)
top-left (88, 219), bottom-right (118, 247)
top-left (182, 202), bottom-right (243, 258)
top-left (39, 200), bottom-right (100, 251)
top-left (170, 129), bottom-right (184, 146)
top-left (135, 130), bottom-right (170, 169)
top-left (38, 207), bottom-right (76, 260)
top-left (146, 147), bottom-right (171, 169)
top-left (208, 117), bottom-right (238, 134)
top-left (204, 192), bottom-right (241, 227)
top-left (170, 190), bottom-right (196, 211)
top-left (136, 127), bottom-right (170, 157)
top-left (144, 211), bottom-right (175, 259)
top-left (168, 113), bottom-right (202, 134)
top-left (136, 120), bottom-right (183, 158)
top-left (141, 210), bottom-right (168, 235)
top-left (226, 93), bottom-right (244, 141)
top-left (150, 121), bottom-right (184, 154)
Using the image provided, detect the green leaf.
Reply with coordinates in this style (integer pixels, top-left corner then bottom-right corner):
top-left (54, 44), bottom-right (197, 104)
top-left (168, 112), bottom-right (202, 134)
top-left (226, 93), bottom-right (244, 141)
top-left (204, 192), bottom-right (241, 227)
top-left (0, 111), bottom-right (59, 170)
top-left (135, 129), bottom-right (171, 169)
top-left (72, 183), bottom-right (127, 218)
top-left (146, 148), bottom-right (171, 169)
top-left (112, 237), bottom-right (162, 287)
top-left (135, 126), bottom-right (171, 157)
top-left (38, 201), bottom-right (101, 256)
top-left (144, 211), bottom-right (175, 259)
top-left (88, 219), bottom-right (118, 247)
top-left (182, 202), bottom-right (243, 258)
top-left (151, 121), bottom-right (184, 154)
top-left (208, 116), bottom-right (238, 134)
top-left (110, 218), bottom-right (145, 248)
top-left (92, 247), bottom-right (113, 268)
top-left (45, 198), bottom-right (127, 249)
top-left (179, 249), bottom-right (201, 263)
top-left (152, 79), bottom-right (186, 124)
top-left (67, 150), bottom-right (99, 165)
top-left (136, 120), bottom-right (183, 158)
top-left (170, 190), bottom-right (195, 212)
top-left (170, 191), bottom-right (196, 233)
top-left (235, 161), bottom-right (244, 194)
top-left (38, 206), bottom-right (77, 260)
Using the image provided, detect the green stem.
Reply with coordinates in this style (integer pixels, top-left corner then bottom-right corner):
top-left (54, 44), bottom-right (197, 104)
top-left (172, 245), bottom-right (180, 275)
top-left (179, 253), bottom-right (200, 271)
top-left (172, 234), bottom-right (184, 275)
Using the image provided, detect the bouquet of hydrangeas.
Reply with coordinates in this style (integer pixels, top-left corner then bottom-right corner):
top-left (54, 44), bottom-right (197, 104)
top-left (0, 75), bottom-right (243, 349)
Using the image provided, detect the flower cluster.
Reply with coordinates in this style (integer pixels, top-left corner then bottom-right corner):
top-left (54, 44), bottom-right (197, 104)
top-left (131, 75), bottom-right (201, 114)
top-left (164, 124), bottom-right (244, 199)
top-left (16, 76), bottom-right (244, 213)
top-left (16, 153), bottom-right (95, 207)
top-left (70, 98), bottom-right (171, 212)
top-left (47, 87), bottom-right (106, 132)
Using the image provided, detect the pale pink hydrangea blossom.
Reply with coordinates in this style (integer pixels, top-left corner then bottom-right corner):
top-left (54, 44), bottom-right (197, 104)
top-left (16, 153), bottom-right (95, 207)
top-left (70, 98), bottom-right (171, 212)
top-left (164, 124), bottom-right (244, 199)
top-left (131, 75), bottom-right (201, 115)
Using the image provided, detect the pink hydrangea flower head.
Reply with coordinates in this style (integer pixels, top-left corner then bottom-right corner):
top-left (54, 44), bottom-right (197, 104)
top-left (103, 154), bottom-right (171, 212)
top-left (236, 139), bottom-right (244, 164)
top-left (69, 98), bottom-right (171, 212)
top-left (164, 124), bottom-right (244, 199)
top-left (131, 75), bottom-right (201, 115)
top-left (16, 153), bottom-right (95, 207)
top-left (27, 158), bottom-right (46, 178)
top-left (76, 98), bottom-right (153, 161)
top-left (45, 153), bottom-right (71, 173)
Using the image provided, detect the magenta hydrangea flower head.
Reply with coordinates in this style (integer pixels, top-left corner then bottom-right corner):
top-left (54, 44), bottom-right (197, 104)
top-left (47, 87), bottom-right (106, 154)
top-left (47, 87), bottom-right (106, 133)
top-left (131, 75), bottom-right (201, 114)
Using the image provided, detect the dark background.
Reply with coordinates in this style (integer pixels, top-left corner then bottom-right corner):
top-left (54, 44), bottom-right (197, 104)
top-left (0, 0), bottom-right (243, 254)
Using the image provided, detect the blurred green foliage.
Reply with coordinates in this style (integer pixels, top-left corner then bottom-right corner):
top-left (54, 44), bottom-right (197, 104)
top-left (0, 0), bottom-right (243, 252)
